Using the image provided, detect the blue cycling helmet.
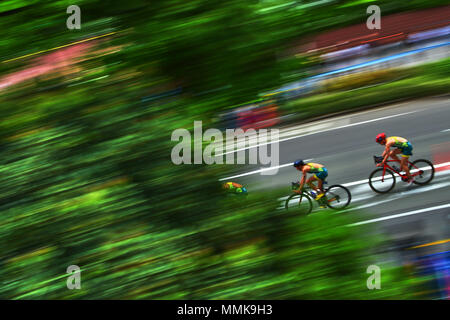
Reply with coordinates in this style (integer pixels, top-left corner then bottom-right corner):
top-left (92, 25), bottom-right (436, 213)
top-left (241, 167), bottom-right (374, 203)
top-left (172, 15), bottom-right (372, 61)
top-left (293, 159), bottom-right (305, 167)
top-left (237, 187), bottom-right (248, 195)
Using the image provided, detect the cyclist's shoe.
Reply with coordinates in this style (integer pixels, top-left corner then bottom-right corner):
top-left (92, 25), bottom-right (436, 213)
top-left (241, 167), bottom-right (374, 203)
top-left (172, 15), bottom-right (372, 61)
top-left (314, 193), bottom-right (325, 201)
top-left (310, 191), bottom-right (317, 198)
top-left (406, 178), bottom-right (415, 185)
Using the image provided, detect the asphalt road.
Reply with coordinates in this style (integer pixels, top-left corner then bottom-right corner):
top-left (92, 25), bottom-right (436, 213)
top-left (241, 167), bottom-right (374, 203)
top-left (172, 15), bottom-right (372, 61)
top-left (220, 97), bottom-right (450, 251)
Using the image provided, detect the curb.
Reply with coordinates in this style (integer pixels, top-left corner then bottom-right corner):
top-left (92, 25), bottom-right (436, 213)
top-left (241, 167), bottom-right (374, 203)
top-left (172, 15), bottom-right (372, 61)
top-left (274, 93), bottom-right (450, 132)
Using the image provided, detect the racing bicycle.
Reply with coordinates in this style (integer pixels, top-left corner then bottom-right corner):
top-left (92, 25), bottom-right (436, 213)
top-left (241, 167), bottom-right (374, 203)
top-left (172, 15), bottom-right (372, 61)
top-left (285, 182), bottom-right (351, 215)
top-left (368, 155), bottom-right (435, 193)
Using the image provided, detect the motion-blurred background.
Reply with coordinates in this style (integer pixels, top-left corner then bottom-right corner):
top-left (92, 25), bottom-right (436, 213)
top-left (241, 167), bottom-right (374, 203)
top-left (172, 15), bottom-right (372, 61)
top-left (0, 0), bottom-right (448, 299)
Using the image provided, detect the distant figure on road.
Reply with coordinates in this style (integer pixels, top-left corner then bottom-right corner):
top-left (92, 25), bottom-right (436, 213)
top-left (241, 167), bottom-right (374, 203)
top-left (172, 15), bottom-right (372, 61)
top-left (223, 182), bottom-right (248, 196)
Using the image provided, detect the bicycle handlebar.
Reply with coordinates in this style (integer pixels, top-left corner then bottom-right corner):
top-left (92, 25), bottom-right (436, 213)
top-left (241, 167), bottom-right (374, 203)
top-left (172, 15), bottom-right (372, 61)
top-left (291, 182), bottom-right (313, 192)
top-left (373, 155), bottom-right (383, 164)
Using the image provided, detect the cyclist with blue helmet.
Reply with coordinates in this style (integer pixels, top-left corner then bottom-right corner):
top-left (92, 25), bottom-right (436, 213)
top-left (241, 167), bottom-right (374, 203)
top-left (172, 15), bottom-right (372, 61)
top-left (293, 159), bottom-right (328, 200)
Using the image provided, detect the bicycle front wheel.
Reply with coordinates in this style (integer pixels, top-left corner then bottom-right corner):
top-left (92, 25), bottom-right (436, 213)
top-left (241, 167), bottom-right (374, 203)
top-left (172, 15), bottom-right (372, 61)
top-left (285, 193), bottom-right (313, 215)
top-left (369, 168), bottom-right (396, 193)
top-left (324, 185), bottom-right (351, 210)
top-left (409, 159), bottom-right (434, 185)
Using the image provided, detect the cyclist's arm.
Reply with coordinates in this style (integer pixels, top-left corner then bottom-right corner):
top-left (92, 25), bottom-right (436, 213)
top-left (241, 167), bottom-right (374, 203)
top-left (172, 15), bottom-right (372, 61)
top-left (298, 169), bottom-right (308, 191)
top-left (381, 144), bottom-right (392, 163)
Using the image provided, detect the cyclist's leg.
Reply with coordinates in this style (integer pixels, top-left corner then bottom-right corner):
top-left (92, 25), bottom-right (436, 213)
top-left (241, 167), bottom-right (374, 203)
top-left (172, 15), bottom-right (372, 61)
top-left (315, 169), bottom-right (327, 193)
top-left (317, 179), bottom-right (323, 193)
top-left (390, 148), bottom-right (402, 162)
top-left (401, 143), bottom-right (413, 179)
top-left (309, 174), bottom-right (326, 201)
top-left (312, 173), bottom-right (326, 204)
top-left (400, 156), bottom-right (412, 179)
top-left (306, 175), bottom-right (319, 192)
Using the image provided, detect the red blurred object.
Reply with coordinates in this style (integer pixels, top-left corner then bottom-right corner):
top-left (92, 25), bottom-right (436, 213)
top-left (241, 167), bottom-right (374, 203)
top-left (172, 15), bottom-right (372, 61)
top-left (0, 42), bottom-right (95, 91)
top-left (237, 101), bottom-right (280, 131)
top-left (294, 5), bottom-right (450, 54)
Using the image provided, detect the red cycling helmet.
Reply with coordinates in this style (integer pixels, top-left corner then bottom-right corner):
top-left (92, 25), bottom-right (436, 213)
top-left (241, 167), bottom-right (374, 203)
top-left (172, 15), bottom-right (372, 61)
top-left (375, 133), bottom-right (386, 143)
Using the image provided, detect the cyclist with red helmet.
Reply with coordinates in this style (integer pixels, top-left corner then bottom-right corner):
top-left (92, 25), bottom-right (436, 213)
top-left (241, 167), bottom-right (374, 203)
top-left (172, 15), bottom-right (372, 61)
top-left (375, 133), bottom-right (414, 184)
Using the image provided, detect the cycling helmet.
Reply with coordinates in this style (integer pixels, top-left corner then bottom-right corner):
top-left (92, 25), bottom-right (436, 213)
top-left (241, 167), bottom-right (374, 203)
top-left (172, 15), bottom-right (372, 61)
top-left (223, 182), bottom-right (248, 196)
top-left (237, 187), bottom-right (248, 195)
top-left (293, 159), bottom-right (305, 167)
top-left (375, 133), bottom-right (386, 143)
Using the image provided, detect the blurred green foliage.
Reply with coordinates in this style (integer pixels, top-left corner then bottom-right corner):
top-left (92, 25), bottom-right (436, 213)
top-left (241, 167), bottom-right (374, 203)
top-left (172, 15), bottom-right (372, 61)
top-left (0, 72), bottom-right (427, 298)
top-left (0, 0), bottom-right (442, 299)
top-left (1, 0), bottom-right (449, 103)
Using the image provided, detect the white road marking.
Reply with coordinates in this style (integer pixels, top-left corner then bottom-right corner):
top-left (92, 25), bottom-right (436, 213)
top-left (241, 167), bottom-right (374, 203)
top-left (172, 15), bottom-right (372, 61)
top-left (397, 181), bottom-right (450, 196)
top-left (348, 203), bottom-right (450, 226)
top-left (277, 171), bottom-right (450, 211)
top-left (344, 181), bottom-right (450, 212)
top-left (349, 184), bottom-right (373, 195)
top-left (220, 160), bottom-right (450, 183)
top-left (350, 194), bottom-right (376, 203)
top-left (441, 129), bottom-right (450, 132)
top-left (219, 159), bottom-right (313, 181)
top-left (214, 110), bottom-right (419, 156)
top-left (350, 195), bottom-right (402, 211)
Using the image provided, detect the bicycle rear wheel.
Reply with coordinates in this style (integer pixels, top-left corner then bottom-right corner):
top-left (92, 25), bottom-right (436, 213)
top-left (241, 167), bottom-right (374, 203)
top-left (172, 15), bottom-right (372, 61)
top-left (285, 193), bottom-right (313, 215)
top-left (409, 159), bottom-right (434, 185)
top-left (324, 185), bottom-right (351, 210)
top-left (369, 168), bottom-right (396, 193)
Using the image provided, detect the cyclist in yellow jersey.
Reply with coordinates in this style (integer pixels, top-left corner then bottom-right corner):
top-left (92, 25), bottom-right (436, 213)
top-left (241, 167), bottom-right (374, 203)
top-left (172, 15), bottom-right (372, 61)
top-left (293, 160), bottom-right (328, 200)
top-left (375, 133), bottom-right (414, 184)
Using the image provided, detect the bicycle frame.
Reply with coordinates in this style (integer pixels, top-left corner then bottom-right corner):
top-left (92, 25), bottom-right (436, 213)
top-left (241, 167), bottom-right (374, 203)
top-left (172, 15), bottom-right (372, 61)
top-left (375, 157), bottom-right (424, 181)
top-left (288, 182), bottom-right (350, 211)
top-left (292, 184), bottom-right (334, 205)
